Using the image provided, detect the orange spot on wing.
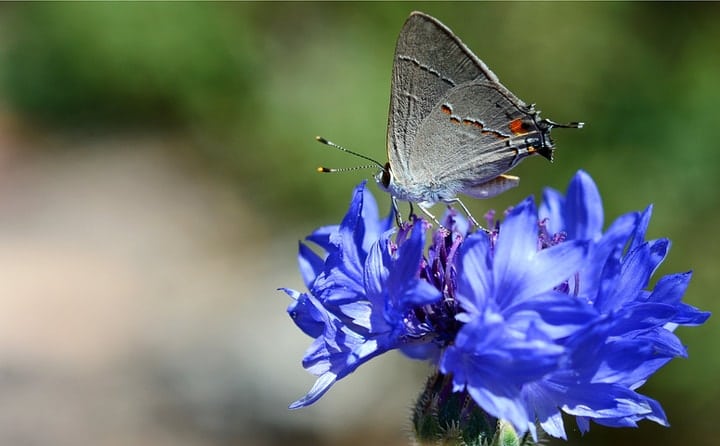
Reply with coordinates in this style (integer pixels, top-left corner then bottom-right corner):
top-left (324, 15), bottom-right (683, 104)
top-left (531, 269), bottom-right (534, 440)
top-left (481, 130), bottom-right (506, 139)
top-left (509, 118), bottom-right (529, 135)
top-left (462, 119), bottom-right (483, 129)
top-left (450, 116), bottom-right (461, 125)
top-left (440, 104), bottom-right (452, 115)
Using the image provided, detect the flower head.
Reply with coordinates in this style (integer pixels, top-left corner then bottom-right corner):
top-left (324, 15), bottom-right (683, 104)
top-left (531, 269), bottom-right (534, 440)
top-left (282, 171), bottom-right (710, 442)
top-left (281, 181), bottom-right (441, 408)
top-left (441, 197), bottom-right (596, 438)
top-left (523, 171), bottom-right (711, 439)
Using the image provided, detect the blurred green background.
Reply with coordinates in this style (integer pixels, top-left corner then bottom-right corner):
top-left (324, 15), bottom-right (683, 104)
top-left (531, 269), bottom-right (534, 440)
top-left (0, 3), bottom-right (717, 446)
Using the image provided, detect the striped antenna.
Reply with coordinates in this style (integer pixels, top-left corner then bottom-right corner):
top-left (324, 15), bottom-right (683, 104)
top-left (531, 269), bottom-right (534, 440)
top-left (315, 136), bottom-right (385, 171)
top-left (317, 164), bottom-right (378, 173)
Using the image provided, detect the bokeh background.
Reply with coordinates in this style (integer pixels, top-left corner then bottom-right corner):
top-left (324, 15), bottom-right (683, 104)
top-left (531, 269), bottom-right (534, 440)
top-left (0, 3), bottom-right (717, 446)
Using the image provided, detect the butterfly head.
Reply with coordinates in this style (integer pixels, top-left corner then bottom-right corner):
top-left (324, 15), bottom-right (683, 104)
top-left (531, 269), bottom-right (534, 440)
top-left (375, 162), bottom-right (393, 193)
top-left (534, 116), bottom-right (585, 162)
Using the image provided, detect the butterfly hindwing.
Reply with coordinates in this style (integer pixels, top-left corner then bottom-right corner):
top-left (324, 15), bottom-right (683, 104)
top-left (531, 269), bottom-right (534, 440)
top-left (408, 81), bottom-right (548, 200)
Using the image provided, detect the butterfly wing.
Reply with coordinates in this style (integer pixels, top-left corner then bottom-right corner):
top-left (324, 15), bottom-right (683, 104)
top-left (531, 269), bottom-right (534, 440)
top-left (387, 11), bottom-right (504, 176)
top-left (409, 80), bottom-right (553, 200)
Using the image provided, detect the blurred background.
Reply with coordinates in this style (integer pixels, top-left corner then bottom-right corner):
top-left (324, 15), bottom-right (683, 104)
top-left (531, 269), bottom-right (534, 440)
top-left (0, 3), bottom-right (717, 445)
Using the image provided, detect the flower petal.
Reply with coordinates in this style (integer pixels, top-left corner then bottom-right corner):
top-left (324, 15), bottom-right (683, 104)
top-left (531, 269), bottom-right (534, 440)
top-left (539, 187), bottom-right (565, 235)
top-left (493, 197), bottom-right (539, 281)
top-left (455, 231), bottom-right (493, 316)
top-left (298, 241), bottom-right (324, 288)
top-left (512, 239), bottom-right (589, 303)
top-left (564, 170), bottom-right (604, 240)
top-left (289, 371), bottom-right (338, 409)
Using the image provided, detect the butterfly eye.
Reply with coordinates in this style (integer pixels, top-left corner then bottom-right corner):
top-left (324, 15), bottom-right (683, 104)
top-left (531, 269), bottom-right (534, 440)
top-left (381, 162), bottom-right (392, 188)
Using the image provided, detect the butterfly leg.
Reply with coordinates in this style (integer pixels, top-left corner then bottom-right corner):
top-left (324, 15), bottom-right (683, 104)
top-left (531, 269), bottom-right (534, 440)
top-left (392, 196), bottom-right (404, 227)
top-left (445, 198), bottom-right (490, 233)
top-left (393, 198), bottom-right (434, 229)
top-left (396, 199), bottom-right (451, 233)
top-left (417, 204), bottom-right (449, 233)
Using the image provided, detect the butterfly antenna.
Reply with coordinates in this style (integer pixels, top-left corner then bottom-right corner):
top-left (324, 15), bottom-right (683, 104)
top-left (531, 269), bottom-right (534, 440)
top-left (547, 120), bottom-right (584, 129)
top-left (315, 136), bottom-right (385, 169)
top-left (317, 164), bottom-right (378, 173)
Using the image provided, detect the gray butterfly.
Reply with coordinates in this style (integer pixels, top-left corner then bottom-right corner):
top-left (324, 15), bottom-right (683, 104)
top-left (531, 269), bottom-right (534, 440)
top-left (377, 11), bottom-right (581, 225)
top-left (318, 11), bottom-right (581, 226)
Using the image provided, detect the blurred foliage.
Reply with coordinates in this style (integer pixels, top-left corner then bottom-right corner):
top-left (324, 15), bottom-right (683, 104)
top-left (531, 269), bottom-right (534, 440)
top-left (0, 3), bottom-right (260, 130)
top-left (0, 3), bottom-right (718, 445)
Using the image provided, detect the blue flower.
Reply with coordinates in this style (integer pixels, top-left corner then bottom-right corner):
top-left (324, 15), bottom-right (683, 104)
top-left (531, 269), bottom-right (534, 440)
top-left (441, 197), bottom-right (595, 438)
top-left (281, 181), bottom-right (441, 408)
top-left (521, 171), bottom-right (712, 439)
top-left (282, 172), bottom-right (710, 442)
top-left (539, 170), bottom-right (639, 300)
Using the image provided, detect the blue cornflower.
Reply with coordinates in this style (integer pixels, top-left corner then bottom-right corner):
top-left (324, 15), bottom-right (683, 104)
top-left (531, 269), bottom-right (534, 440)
top-left (520, 171), bottom-right (711, 439)
top-left (441, 197), bottom-right (596, 439)
top-left (281, 181), bottom-right (442, 408)
top-left (282, 171), bottom-right (710, 442)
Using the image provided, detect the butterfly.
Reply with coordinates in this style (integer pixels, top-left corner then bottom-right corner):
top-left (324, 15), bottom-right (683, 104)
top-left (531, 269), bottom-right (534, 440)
top-left (318, 11), bottom-right (582, 227)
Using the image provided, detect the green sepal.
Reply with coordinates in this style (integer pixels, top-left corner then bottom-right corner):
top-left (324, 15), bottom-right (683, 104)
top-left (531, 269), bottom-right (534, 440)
top-left (411, 373), bottom-right (540, 446)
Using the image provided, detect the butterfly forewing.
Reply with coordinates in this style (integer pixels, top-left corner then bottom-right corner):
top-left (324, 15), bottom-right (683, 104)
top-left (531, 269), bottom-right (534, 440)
top-left (387, 12), bottom-right (503, 173)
